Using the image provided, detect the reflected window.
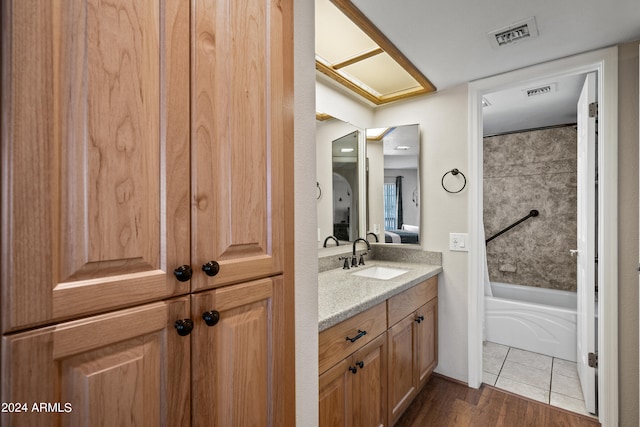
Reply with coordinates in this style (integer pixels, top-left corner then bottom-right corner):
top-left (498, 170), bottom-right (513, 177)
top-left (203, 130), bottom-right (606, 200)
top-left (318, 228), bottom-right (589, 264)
top-left (384, 183), bottom-right (397, 230)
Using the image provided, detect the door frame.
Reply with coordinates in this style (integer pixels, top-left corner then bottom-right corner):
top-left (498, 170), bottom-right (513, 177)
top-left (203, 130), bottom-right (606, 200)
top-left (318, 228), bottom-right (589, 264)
top-left (467, 47), bottom-right (618, 425)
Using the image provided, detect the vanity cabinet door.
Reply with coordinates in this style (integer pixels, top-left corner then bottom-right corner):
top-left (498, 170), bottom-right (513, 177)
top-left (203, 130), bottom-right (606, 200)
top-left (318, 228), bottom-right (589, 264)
top-left (352, 333), bottom-right (387, 427)
top-left (387, 315), bottom-right (417, 426)
top-left (415, 298), bottom-right (438, 388)
top-left (319, 358), bottom-right (353, 427)
top-left (387, 292), bottom-right (438, 426)
top-left (0, 297), bottom-right (191, 427)
top-left (1, 0), bottom-right (191, 332)
top-left (190, 0), bottom-right (291, 292)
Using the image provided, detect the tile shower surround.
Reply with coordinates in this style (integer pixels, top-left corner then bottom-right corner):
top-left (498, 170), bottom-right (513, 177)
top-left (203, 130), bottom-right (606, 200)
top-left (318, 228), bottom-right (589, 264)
top-left (483, 126), bottom-right (577, 292)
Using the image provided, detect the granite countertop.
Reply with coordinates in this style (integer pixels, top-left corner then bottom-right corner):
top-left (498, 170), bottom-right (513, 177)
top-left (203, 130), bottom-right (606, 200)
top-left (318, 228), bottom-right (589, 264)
top-left (318, 260), bottom-right (442, 332)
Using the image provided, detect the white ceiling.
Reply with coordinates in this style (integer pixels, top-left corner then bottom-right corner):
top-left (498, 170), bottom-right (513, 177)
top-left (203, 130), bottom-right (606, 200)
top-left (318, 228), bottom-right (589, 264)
top-left (482, 73), bottom-right (586, 135)
top-left (345, 0), bottom-right (640, 134)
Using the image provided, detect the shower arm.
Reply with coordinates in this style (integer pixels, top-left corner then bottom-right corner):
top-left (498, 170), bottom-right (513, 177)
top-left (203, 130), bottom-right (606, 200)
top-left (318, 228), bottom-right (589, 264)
top-left (485, 210), bottom-right (539, 244)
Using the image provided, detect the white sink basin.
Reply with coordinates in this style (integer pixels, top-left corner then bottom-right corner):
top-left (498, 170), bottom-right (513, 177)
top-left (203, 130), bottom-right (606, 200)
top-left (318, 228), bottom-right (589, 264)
top-left (351, 266), bottom-right (408, 280)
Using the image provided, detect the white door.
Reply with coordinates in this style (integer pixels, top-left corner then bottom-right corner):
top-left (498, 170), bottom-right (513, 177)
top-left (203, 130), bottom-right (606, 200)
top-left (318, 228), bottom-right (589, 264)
top-left (576, 72), bottom-right (597, 414)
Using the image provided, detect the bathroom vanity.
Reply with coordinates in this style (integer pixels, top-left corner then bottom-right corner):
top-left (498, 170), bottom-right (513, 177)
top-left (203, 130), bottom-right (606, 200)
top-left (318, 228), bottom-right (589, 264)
top-left (318, 247), bottom-right (441, 426)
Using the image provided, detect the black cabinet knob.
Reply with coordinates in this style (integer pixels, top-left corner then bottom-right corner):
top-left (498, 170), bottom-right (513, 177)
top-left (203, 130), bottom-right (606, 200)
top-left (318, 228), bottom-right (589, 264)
top-left (414, 315), bottom-right (425, 324)
top-left (174, 319), bottom-right (194, 336)
top-left (202, 310), bottom-right (220, 327)
top-left (202, 261), bottom-right (220, 277)
top-left (356, 361), bottom-right (364, 369)
top-left (173, 265), bottom-right (193, 282)
top-left (349, 366), bottom-right (358, 374)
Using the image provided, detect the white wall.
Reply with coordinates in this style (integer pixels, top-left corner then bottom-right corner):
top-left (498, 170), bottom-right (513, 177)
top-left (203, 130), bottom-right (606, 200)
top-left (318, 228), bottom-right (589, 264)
top-left (617, 40), bottom-right (639, 427)
top-left (374, 86), bottom-right (470, 382)
top-left (316, 80), bottom-right (374, 129)
top-left (294, 0), bottom-right (319, 425)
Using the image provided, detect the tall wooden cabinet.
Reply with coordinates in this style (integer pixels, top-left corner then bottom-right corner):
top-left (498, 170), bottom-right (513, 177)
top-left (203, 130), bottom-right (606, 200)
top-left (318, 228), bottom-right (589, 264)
top-left (1, 0), bottom-right (293, 425)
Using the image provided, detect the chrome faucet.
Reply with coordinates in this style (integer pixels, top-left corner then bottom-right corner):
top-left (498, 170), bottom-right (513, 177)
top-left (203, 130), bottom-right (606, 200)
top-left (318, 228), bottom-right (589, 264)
top-left (323, 235), bottom-right (339, 248)
top-left (351, 238), bottom-right (371, 267)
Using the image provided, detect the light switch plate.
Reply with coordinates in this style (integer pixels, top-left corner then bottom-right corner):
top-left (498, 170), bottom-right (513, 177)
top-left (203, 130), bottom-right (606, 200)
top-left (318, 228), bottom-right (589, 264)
top-left (449, 233), bottom-right (469, 252)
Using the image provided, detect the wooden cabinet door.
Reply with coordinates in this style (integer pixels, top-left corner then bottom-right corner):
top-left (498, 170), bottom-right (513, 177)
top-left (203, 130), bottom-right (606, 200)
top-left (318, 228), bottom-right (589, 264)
top-left (1, 0), bottom-right (191, 332)
top-left (415, 298), bottom-right (438, 388)
top-left (190, 277), bottom-right (284, 427)
top-left (190, 0), bottom-right (292, 292)
top-left (319, 358), bottom-right (353, 427)
top-left (0, 297), bottom-right (191, 427)
top-left (387, 315), bottom-right (417, 426)
top-left (352, 333), bottom-right (387, 427)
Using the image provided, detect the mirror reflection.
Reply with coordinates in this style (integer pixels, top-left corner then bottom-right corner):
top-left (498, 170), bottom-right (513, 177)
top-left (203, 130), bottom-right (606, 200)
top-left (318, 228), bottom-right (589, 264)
top-left (367, 124), bottom-right (420, 244)
top-left (332, 131), bottom-right (359, 242)
top-left (316, 118), bottom-right (365, 247)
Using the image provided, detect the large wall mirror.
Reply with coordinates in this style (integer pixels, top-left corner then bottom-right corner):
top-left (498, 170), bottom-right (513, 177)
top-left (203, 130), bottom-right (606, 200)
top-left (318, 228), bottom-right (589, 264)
top-left (367, 124), bottom-right (421, 244)
top-left (317, 118), bottom-right (421, 248)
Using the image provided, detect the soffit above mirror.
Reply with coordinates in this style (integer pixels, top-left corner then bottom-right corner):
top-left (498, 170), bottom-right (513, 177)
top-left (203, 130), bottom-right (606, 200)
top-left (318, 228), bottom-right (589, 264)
top-left (315, 0), bottom-right (436, 105)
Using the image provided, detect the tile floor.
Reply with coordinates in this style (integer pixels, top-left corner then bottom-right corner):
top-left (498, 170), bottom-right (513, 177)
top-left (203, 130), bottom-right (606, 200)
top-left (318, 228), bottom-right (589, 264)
top-left (482, 341), bottom-right (595, 418)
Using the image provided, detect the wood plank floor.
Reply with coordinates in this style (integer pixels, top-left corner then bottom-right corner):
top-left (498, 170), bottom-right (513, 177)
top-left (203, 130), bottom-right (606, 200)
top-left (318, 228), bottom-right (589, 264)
top-left (395, 374), bottom-right (601, 427)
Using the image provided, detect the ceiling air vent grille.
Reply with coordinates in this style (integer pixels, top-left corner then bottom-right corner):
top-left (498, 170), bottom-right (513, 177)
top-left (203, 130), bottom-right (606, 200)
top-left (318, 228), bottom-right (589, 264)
top-left (524, 83), bottom-right (557, 97)
top-left (488, 17), bottom-right (538, 48)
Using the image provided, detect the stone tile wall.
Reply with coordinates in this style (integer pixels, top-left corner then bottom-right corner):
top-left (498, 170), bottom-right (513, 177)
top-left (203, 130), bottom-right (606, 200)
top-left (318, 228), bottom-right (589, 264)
top-left (484, 126), bottom-right (577, 292)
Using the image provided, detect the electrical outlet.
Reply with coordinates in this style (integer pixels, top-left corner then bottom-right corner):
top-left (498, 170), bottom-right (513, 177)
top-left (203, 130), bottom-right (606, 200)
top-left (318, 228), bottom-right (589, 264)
top-left (449, 233), bottom-right (469, 252)
top-left (373, 224), bottom-right (380, 234)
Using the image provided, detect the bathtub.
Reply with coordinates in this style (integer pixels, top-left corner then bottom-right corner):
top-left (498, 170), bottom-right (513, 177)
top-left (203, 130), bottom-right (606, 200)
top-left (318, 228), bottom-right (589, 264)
top-left (484, 282), bottom-right (577, 362)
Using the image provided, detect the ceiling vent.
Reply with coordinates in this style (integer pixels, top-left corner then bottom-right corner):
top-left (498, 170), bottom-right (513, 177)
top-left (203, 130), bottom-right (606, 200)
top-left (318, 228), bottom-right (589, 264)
top-left (524, 83), bottom-right (557, 97)
top-left (488, 17), bottom-right (538, 48)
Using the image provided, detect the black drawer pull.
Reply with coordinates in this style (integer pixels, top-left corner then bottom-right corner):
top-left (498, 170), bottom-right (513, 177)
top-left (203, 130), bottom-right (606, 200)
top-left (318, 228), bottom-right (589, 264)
top-left (346, 329), bottom-right (367, 343)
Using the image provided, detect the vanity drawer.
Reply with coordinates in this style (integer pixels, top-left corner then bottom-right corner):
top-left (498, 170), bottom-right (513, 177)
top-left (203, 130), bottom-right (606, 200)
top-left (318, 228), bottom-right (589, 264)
top-left (387, 276), bottom-right (437, 327)
top-left (319, 302), bottom-right (387, 375)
